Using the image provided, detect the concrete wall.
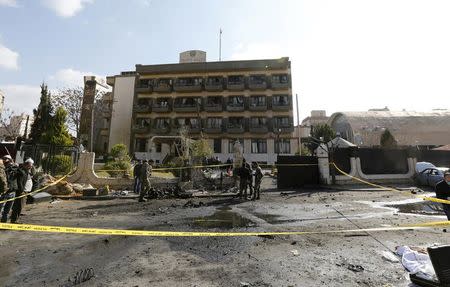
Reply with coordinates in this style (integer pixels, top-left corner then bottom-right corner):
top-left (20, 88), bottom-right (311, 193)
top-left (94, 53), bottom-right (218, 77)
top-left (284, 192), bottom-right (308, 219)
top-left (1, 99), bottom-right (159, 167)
top-left (109, 76), bottom-right (135, 151)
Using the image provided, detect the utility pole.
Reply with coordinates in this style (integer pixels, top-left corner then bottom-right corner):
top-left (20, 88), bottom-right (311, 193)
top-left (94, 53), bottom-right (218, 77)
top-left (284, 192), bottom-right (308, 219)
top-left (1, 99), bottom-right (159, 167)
top-left (219, 28), bottom-right (222, 61)
top-left (295, 94), bottom-right (301, 154)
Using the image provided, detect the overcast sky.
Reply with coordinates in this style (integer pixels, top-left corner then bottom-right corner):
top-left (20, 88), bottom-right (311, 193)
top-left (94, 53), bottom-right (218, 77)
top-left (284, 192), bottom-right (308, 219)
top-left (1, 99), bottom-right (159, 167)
top-left (0, 0), bottom-right (449, 122)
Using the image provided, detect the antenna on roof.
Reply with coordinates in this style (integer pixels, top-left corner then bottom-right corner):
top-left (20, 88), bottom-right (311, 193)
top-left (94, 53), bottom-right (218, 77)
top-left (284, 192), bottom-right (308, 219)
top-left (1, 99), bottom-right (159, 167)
top-left (219, 28), bottom-right (222, 61)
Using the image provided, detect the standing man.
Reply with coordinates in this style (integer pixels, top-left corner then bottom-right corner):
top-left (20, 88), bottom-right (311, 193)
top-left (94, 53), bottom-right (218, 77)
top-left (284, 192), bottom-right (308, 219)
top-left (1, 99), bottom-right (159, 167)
top-left (238, 159), bottom-right (253, 199)
top-left (436, 170), bottom-right (450, 220)
top-left (1, 155), bottom-right (18, 223)
top-left (133, 160), bottom-right (142, 194)
top-left (10, 158), bottom-right (36, 223)
top-left (138, 159), bottom-right (152, 202)
top-left (0, 159), bottom-right (9, 218)
top-left (251, 162), bottom-right (263, 201)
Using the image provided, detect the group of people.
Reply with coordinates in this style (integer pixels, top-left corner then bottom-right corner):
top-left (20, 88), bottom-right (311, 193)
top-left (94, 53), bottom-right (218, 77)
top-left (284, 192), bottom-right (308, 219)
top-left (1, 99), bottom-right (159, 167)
top-left (236, 159), bottom-right (263, 201)
top-left (0, 155), bottom-right (36, 223)
top-left (133, 159), bottom-right (154, 202)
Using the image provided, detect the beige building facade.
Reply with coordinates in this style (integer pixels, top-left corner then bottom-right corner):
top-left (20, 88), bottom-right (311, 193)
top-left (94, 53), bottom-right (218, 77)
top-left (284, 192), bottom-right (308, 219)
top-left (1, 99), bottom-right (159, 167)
top-left (106, 53), bottom-right (297, 164)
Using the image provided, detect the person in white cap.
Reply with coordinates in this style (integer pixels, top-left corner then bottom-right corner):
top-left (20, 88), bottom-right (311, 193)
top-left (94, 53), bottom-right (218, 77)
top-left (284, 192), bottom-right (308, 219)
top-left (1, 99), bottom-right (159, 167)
top-left (10, 158), bottom-right (36, 223)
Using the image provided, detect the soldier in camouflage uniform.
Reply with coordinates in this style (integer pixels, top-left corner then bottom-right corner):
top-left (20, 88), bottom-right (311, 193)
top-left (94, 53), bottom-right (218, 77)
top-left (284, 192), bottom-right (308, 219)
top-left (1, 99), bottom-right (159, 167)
top-left (138, 159), bottom-right (153, 202)
top-left (0, 155), bottom-right (17, 223)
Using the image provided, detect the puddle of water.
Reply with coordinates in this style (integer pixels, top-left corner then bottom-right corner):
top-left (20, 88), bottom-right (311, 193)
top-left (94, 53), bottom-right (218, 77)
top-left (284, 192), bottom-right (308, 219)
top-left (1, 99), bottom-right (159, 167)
top-left (192, 208), bottom-right (255, 229)
top-left (386, 201), bottom-right (444, 216)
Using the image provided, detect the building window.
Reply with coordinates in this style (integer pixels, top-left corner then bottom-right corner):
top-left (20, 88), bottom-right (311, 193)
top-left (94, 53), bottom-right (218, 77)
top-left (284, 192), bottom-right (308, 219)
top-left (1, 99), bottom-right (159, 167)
top-left (228, 117), bottom-right (243, 128)
top-left (251, 139), bottom-right (267, 154)
top-left (177, 77), bottom-right (201, 86)
top-left (228, 139), bottom-right (244, 153)
top-left (206, 96), bottom-right (222, 106)
top-left (228, 75), bottom-right (243, 84)
top-left (275, 139), bottom-right (291, 154)
top-left (249, 75), bottom-right (266, 84)
top-left (275, 117), bottom-right (290, 128)
top-left (155, 143), bottom-right (162, 153)
top-left (250, 117), bottom-right (266, 127)
top-left (272, 74), bottom-right (289, 84)
top-left (213, 139), bottom-right (221, 153)
top-left (273, 95), bottom-right (289, 106)
top-left (228, 96), bottom-right (244, 107)
top-left (206, 118), bottom-right (222, 128)
top-left (155, 118), bottom-right (170, 129)
top-left (135, 118), bottom-right (150, 127)
top-left (136, 139), bottom-right (147, 152)
top-left (250, 95), bottom-right (266, 107)
top-left (155, 98), bottom-right (169, 107)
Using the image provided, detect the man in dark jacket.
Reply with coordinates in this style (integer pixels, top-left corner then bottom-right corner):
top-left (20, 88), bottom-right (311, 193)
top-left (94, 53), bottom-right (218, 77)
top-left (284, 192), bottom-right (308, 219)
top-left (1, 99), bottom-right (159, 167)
top-left (435, 170), bottom-right (450, 220)
top-left (133, 160), bottom-right (142, 194)
top-left (251, 162), bottom-right (263, 201)
top-left (10, 158), bottom-right (36, 223)
top-left (138, 159), bottom-right (152, 202)
top-left (238, 159), bottom-right (253, 199)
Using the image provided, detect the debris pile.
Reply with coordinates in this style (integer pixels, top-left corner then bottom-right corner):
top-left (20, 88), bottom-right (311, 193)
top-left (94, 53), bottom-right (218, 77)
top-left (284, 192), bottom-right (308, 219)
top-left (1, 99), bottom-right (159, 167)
top-left (146, 186), bottom-right (192, 199)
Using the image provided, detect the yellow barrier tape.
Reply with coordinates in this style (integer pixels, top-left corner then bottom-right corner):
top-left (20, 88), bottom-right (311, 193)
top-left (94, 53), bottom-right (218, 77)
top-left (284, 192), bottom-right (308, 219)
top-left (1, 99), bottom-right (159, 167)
top-left (0, 174), bottom-right (68, 205)
top-left (0, 220), bottom-right (449, 236)
top-left (331, 163), bottom-right (450, 205)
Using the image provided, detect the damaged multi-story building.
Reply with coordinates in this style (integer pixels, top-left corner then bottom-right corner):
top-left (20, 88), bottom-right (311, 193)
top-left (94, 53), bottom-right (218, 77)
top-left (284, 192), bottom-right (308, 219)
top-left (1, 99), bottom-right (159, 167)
top-left (104, 51), bottom-right (297, 164)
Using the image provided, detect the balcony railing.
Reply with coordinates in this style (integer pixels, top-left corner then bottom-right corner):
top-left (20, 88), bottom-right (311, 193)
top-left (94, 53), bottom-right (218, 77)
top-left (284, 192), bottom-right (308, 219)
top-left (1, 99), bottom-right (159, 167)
top-left (173, 78), bottom-right (202, 92)
top-left (226, 103), bottom-right (244, 112)
top-left (152, 104), bottom-right (170, 112)
top-left (205, 77), bottom-right (224, 91)
top-left (133, 105), bottom-right (151, 113)
top-left (153, 82), bottom-right (172, 93)
top-left (274, 125), bottom-right (294, 133)
top-left (249, 102), bottom-right (267, 111)
top-left (204, 126), bottom-right (222, 133)
top-left (250, 125), bottom-right (268, 133)
top-left (153, 125), bottom-right (171, 134)
top-left (173, 104), bottom-right (199, 112)
top-left (136, 85), bottom-right (153, 93)
top-left (271, 75), bottom-right (289, 90)
top-left (272, 102), bottom-right (290, 111)
top-left (132, 125), bottom-right (150, 133)
top-left (227, 124), bottom-right (245, 133)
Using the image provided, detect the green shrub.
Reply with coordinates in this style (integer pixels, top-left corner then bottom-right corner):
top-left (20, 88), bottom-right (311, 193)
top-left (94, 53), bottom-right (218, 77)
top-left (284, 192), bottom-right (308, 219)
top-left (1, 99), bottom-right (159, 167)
top-left (104, 160), bottom-right (131, 177)
top-left (44, 155), bottom-right (73, 176)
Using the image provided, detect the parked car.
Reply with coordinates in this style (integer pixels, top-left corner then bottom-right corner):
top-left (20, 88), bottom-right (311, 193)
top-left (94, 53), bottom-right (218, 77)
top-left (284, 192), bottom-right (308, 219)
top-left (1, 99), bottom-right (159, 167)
top-left (413, 162), bottom-right (448, 187)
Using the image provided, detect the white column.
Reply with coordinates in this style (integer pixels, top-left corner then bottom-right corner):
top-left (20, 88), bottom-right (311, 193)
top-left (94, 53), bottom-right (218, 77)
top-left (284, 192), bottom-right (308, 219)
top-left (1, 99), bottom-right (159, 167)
top-left (316, 143), bottom-right (330, 185)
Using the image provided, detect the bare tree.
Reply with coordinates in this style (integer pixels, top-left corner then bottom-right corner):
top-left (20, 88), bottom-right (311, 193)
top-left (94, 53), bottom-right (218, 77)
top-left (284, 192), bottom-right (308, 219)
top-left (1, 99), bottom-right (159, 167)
top-left (0, 108), bottom-right (23, 141)
top-left (52, 87), bottom-right (106, 140)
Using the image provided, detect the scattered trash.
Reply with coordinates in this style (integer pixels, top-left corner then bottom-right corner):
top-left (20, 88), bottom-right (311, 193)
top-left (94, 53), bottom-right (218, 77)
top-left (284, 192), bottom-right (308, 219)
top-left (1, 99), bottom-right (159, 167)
top-left (183, 200), bottom-right (205, 208)
top-left (381, 251), bottom-right (399, 263)
top-left (258, 235), bottom-right (275, 240)
top-left (291, 249), bottom-right (299, 256)
top-left (92, 212), bottom-right (98, 217)
top-left (240, 282), bottom-right (250, 287)
top-left (396, 246), bottom-right (435, 276)
top-left (291, 241), bottom-right (297, 245)
top-left (60, 267), bottom-right (94, 287)
top-left (347, 264), bottom-right (364, 272)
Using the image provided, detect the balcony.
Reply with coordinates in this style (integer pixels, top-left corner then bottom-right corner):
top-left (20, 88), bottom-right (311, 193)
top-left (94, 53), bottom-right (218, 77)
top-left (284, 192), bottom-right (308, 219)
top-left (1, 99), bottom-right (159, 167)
top-left (272, 96), bottom-right (290, 111)
top-left (173, 98), bottom-right (201, 112)
top-left (250, 125), bottom-right (268, 133)
top-left (153, 79), bottom-right (172, 93)
top-left (153, 123), bottom-right (171, 134)
top-left (132, 125), bottom-right (150, 133)
top-left (227, 125), bottom-right (244, 133)
top-left (173, 77), bottom-right (203, 92)
top-left (273, 125), bottom-right (294, 133)
top-left (152, 103), bottom-right (171, 113)
top-left (205, 77), bottom-right (224, 91)
top-left (227, 76), bottom-right (245, 91)
top-left (133, 105), bottom-right (151, 113)
top-left (204, 97), bottom-right (223, 112)
top-left (227, 96), bottom-right (244, 112)
top-left (249, 96), bottom-right (267, 111)
top-left (248, 75), bottom-right (267, 90)
top-left (204, 127), bottom-right (222, 134)
top-left (271, 74), bottom-right (289, 90)
top-left (136, 85), bottom-right (152, 93)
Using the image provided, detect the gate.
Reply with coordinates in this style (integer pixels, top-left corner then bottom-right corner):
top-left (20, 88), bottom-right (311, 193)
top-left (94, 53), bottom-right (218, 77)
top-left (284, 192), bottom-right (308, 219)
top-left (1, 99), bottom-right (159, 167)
top-left (277, 155), bottom-right (319, 189)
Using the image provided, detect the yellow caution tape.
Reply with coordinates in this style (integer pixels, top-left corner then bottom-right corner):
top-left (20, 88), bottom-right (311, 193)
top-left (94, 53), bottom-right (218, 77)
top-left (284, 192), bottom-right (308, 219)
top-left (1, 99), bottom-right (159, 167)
top-left (0, 175), bottom-right (68, 205)
top-left (331, 163), bottom-right (450, 205)
top-left (0, 220), bottom-right (449, 236)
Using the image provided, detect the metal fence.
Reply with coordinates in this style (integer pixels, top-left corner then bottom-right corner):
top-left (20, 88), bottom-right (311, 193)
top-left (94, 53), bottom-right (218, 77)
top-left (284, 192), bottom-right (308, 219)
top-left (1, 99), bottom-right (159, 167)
top-left (18, 144), bottom-right (79, 176)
